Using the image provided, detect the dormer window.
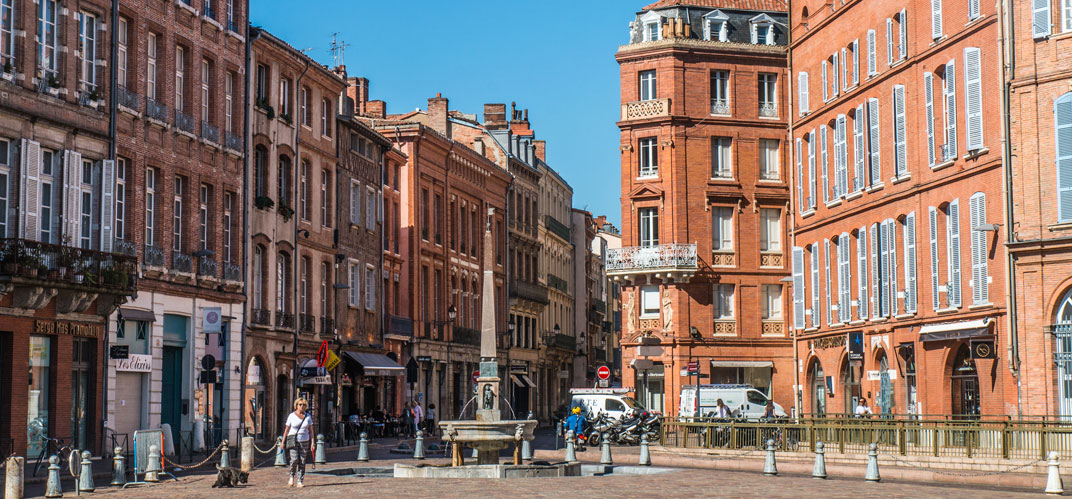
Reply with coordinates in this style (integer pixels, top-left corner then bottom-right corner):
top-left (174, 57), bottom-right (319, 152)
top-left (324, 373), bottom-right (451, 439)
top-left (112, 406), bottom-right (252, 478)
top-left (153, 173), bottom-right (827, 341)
top-left (639, 11), bottom-right (664, 42)
top-left (704, 10), bottom-right (730, 42)
top-left (750, 14), bottom-right (779, 45)
top-left (645, 22), bottom-right (660, 41)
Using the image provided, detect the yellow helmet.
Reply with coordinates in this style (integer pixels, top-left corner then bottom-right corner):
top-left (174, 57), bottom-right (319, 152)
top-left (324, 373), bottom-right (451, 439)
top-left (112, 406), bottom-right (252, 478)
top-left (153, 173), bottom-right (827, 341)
top-left (572, 407), bottom-right (581, 414)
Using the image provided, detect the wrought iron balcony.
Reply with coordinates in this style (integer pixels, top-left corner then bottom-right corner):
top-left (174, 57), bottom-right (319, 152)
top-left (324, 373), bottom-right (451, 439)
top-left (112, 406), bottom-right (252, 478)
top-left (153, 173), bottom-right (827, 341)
top-left (452, 326), bottom-right (481, 346)
top-left (276, 311), bottom-right (295, 329)
top-left (146, 99), bottom-right (168, 123)
top-left (621, 98), bottom-right (670, 121)
top-left (172, 251), bottom-right (193, 273)
top-left (544, 215), bottom-right (571, 241)
top-left (939, 143), bottom-right (956, 163)
top-left (388, 315), bottom-right (414, 337)
top-left (176, 112), bottom-right (196, 135)
top-left (117, 85), bottom-right (140, 112)
top-left (0, 238), bottom-right (138, 294)
top-left (143, 244), bottom-right (165, 267)
top-left (114, 239), bottom-right (136, 257)
top-left (509, 279), bottom-right (549, 304)
top-left (223, 262), bottom-right (242, 281)
top-left (606, 243), bottom-right (697, 283)
top-left (299, 313), bottom-right (316, 333)
top-left (201, 121), bottom-right (220, 144)
top-left (543, 332), bottom-right (576, 351)
top-left (250, 308), bottom-right (271, 326)
top-left (759, 102), bottom-right (778, 118)
top-left (710, 99), bottom-right (730, 115)
top-left (547, 273), bottom-right (568, 293)
top-left (320, 317), bottom-right (334, 335)
top-left (225, 131), bottom-right (243, 153)
top-left (197, 256), bottom-right (217, 277)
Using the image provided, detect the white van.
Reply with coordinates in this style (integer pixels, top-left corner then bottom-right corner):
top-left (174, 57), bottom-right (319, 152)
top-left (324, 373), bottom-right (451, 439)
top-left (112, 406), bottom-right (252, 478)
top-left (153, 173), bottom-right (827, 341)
top-left (678, 384), bottom-right (787, 419)
top-left (569, 388), bottom-right (645, 421)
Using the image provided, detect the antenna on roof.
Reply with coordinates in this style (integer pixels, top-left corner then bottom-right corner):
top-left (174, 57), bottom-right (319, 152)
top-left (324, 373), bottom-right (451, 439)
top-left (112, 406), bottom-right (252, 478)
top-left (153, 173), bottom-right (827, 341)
top-left (329, 32), bottom-right (350, 68)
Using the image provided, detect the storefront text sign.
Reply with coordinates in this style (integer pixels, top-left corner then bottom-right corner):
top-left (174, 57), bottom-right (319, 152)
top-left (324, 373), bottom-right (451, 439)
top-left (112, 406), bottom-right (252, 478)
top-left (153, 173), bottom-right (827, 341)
top-left (34, 320), bottom-right (102, 338)
top-left (115, 354), bottom-right (153, 372)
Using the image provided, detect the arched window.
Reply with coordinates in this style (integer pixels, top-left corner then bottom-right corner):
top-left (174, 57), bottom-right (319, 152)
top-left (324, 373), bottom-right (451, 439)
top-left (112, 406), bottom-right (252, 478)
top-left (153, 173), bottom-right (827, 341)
top-left (1055, 93), bottom-right (1072, 221)
top-left (876, 351), bottom-right (894, 415)
top-left (1053, 287), bottom-right (1072, 417)
top-left (841, 357), bottom-right (862, 414)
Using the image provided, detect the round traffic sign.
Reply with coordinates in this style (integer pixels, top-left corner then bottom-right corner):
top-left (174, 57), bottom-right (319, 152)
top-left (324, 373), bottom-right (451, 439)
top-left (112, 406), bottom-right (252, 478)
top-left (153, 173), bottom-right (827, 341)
top-left (472, 370), bottom-right (480, 383)
top-left (597, 365), bottom-right (611, 380)
top-left (201, 354), bottom-right (216, 371)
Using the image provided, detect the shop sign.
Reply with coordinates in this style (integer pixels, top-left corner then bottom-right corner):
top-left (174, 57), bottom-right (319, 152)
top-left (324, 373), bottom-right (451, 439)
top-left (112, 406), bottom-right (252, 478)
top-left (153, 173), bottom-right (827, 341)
top-left (302, 375), bottom-right (331, 385)
top-left (109, 345), bottom-right (129, 359)
top-left (808, 335), bottom-right (846, 350)
top-left (867, 369), bottom-right (898, 381)
top-left (340, 374), bottom-right (353, 386)
top-left (324, 350), bottom-right (341, 371)
top-left (202, 307), bottom-right (222, 333)
top-left (417, 356), bottom-right (432, 362)
top-left (115, 354), bottom-right (152, 372)
top-left (510, 364), bottom-right (528, 373)
top-left (847, 332), bottom-right (864, 361)
top-left (558, 370), bottom-right (570, 379)
top-left (34, 320), bottom-right (101, 338)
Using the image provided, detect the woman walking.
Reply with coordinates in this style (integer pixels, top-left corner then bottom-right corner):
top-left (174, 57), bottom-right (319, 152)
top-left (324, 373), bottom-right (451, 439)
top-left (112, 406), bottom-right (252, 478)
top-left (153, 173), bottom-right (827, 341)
top-left (401, 401), bottom-right (413, 438)
top-left (282, 398), bottom-right (315, 488)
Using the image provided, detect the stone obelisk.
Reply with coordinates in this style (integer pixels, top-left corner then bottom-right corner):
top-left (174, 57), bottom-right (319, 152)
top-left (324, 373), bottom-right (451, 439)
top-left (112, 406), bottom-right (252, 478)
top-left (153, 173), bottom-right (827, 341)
top-left (476, 208), bottom-right (500, 426)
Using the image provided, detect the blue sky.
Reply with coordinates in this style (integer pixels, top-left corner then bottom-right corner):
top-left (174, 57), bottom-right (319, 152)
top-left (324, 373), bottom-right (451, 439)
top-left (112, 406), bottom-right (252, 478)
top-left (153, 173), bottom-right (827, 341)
top-left (251, 0), bottom-right (634, 226)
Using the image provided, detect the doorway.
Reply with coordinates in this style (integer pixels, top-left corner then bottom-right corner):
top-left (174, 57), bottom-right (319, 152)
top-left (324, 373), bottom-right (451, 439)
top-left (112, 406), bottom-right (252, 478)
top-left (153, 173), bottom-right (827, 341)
top-left (951, 345), bottom-right (980, 417)
top-left (161, 346), bottom-right (183, 447)
top-left (809, 360), bottom-right (825, 416)
top-left (70, 338), bottom-right (94, 451)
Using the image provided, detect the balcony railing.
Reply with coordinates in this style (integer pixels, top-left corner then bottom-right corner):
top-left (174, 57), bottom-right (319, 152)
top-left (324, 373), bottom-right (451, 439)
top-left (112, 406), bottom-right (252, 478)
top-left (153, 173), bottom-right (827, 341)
top-left (146, 99), bottom-right (168, 123)
top-left (276, 311), bottom-right (295, 329)
top-left (114, 239), bottom-right (136, 257)
top-left (172, 252), bottom-right (193, 273)
top-left (510, 279), bottom-right (549, 304)
top-left (544, 333), bottom-right (576, 351)
top-left (117, 85), bottom-right (140, 112)
top-left (591, 298), bottom-right (606, 313)
top-left (606, 243), bottom-right (698, 279)
top-left (0, 238), bottom-right (137, 292)
top-left (547, 273), bottom-right (568, 293)
top-left (452, 326), bottom-right (481, 346)
top-left (201, 121), bottom-right (220, 144)
top-left (197, 256), bottom-right (217, 277)
top-left (621, 98), bottom-right (670, 121)
top-left (223, 262), bottom-right (241, 281)
top-left (320, 317), bottom-right (334, 335)
top-left (250, 308), bottom-right (271, 326)
top-left (176, 112), bottom-right (196, 135)
top-left (299, 313), bottom-right (316, 333)
top-left (388, 315), bottom-right (414, 337)
top-left (710, 99), bottom-right (730, 115)
top-left (544, 215), bottom-right (571, 241)
top-left (225, 131), bottom-right (243, 152)
top-left (759, 102), bottom-right (778, 118)
top-left (143, 245), bottom-right (165, 267)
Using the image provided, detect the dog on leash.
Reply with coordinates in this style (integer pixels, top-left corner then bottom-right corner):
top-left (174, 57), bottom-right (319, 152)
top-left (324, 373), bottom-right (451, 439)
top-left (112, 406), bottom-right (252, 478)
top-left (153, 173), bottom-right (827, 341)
top-left (212, 465), bottom-right (249, 488)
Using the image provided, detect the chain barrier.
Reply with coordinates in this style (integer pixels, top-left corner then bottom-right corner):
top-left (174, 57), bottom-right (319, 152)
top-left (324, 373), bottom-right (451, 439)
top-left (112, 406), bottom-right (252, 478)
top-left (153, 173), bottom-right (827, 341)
top-left (162, 441), bottom-right (226, 471)
top-left (254, 441), bottom-right (279, 455)
top-left (881, 452), bottom-right (1045, 477)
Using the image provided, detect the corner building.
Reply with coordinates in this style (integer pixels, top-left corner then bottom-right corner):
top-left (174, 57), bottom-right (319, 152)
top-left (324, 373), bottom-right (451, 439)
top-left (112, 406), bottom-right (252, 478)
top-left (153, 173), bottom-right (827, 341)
top-left (615, 0), bottom-right (794, 416)
top-left (790, 0), bottom-right (1009, 416)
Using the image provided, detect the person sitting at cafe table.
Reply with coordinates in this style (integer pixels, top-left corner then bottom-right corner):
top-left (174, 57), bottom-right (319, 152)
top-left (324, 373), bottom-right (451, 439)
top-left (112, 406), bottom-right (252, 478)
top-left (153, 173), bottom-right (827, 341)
top-left (854, 398), bottom-right (874, 418)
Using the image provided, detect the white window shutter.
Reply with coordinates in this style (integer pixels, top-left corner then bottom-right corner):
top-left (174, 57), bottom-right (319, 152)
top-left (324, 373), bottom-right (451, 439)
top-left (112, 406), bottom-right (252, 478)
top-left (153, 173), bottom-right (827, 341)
top-left (924, 72), bottom-right (936, 165)
top-left (1034, 0), bottom-right (1052, 38)
top-left (946, 59), bottom-right (958, 156)
top-left (1057, 96), bottom-right (1072, 221)
top-left (893, 84), bottom-right (907, 177)
top-left (20, 139), bottom-right (41, 239)
top-left (821, 60), bottom-right (828, 102)
top-left (867, 29), bottom-right (877, 75)
top-left (857, 227), bottom-right (868, 320)
top-left (703, 19), bottom-right (711, 41)
top-left (931, 0), bottom-right (943, 39)
top-left (969, 0), bottom-right (980, 19)
top-left (100, 159), bottom-right (115, 252)
top-left (870, 223), bottom-right (881, 318)
top-left (852, 39), bottom-right (860, 85)
top-left (970, 193), bottom-right (988, 304)
top-left (811, 243), bottom-right (820, 327)
top-left (840, 47), bottom-right (848, 91)
top-left (820, 125), bottom-right (829, 203)
top-left (904, 212), bottom-right (917, 313)
top-left (793, 246), bottom-right (806, 329)
top-left (879, 221), bottom-right (890, 317)
top-left (808, 130), bottom-right (817, 209)
top-left (751, 23), bottom-right (758, 44)
top-left (832, 52), bottom-right (839, 98)
top-left (798, 72), bottom-right (809, 116)
top-left (899, 9), bottom-right (908, 60)
top-left (887, 218), bottom-right (898, 316)
top-left (824, 238), bottom-right (833, 325)
top-left (840, 233), bottom-right (851, 323)
top-left (836, 115), bottom-right (848, 197)
top-left (948, 198), bottom-right (962, 307)
top-left (964, 47), bottom-right (984, 151)
top-left (929, 207), bottom-right (940, 311)
top-left (867, 98), bottom-right (882, 185)
top-left (795, 138), bottom-right (805, 212)
top-left (63, 150), bottom-right (83, 242)
top-left (886, 18), bottom-right (894, 66)
top-left (854, 105), bottom-right (865, 191)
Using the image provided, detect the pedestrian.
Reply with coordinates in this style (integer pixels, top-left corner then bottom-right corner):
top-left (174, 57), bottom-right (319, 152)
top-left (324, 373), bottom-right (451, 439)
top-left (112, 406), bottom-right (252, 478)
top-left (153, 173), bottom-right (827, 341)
top-left (425, 403), bottom-right (437, 436)
top-left (714, 398), bottom-right (731, 419)
top-left (401, 401), bottom-right (413, 438)
top-left (761, 401), bottom-right (776, 420)
top-left (412, 401), bottom-right (424, 435)
top-left (854, 398), bottom-right (873, 418)
top-left (282, 397), bottom-right (315, 488)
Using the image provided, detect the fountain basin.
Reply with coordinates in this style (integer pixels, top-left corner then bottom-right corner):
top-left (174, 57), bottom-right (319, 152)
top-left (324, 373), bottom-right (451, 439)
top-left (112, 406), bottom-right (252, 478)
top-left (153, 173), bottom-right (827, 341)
top-left (438, 419), bottom-right (538, 465)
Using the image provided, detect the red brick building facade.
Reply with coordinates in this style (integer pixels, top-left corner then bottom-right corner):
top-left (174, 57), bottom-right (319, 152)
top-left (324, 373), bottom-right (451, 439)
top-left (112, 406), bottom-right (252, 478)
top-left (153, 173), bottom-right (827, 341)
top-left (615, 0), bottom-right (794, 416)
top-left (790, 0), bottom-right (1010, 417)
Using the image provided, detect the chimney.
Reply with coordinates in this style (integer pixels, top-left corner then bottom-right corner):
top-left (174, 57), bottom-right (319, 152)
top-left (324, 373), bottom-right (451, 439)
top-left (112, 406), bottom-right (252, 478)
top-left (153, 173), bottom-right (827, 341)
top-left (473, 136), bottom-right (485, 156)
top-left (484, 103), bottom-right (507, 130)
top-left (347, 77), bottom-right (369, 116)
top-left (428, 93), bottom-right (449, 138)
top-left (366, 100), bottom-right (386, 119)
top-left (333, 65), bottom-right (347, 79)
top-left (534, 140), bottom-right (546, 162)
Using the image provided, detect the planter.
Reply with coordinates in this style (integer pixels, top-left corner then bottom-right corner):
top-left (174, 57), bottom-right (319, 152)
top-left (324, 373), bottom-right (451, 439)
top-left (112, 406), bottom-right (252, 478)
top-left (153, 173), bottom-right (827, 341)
top-left (36, 268), bottom-right (47, 278)
top-left (3, 262), bottom-right (17, 274)
top-left (47, 270), bottom-right (59, 280)
top-left (73, 274), bottom-right (84, 283)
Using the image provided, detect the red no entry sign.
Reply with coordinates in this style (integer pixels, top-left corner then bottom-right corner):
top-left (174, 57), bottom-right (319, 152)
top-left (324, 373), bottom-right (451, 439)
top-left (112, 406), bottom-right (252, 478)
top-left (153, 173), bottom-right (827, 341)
top-left (472, 370), bottom-right (480, 383)
top-left (597, 365), bottom-right (611, 380)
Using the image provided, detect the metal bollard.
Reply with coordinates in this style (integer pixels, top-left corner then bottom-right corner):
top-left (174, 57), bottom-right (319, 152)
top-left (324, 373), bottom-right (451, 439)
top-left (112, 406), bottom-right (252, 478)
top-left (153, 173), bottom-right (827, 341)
top-left (145, 444), bottom-right (162, 482)
top-left (865, 442), bottom-right (881, 482)
top-left (565, 430), bottom-right (577, 463)
top-left (240, 436), bottom-right (254, 472)
top-left (44, 455), bottom-right (61, 498)
top-left (555, 421), bottom-right (562, 451)
top-left (5, 457), bottom-right (23, 499)
top-left (219, 440), bottom-right (231, 468)
top-left (356, 433), bottom-right (369, 462)
top-left (314, 434), bottom-right (327, 465)
top-left (638, 433), bottom-right (651, 466)
top-left (274, 437), bottom-right (287, 467)
top-left (763, 439), bottom-right (778, 476)
top-left (414, 430), bottom-right (425, 460)
top-left (77, 450), bottom-right (95, 493)
top-left (111, 447), bottom-right (127, 486)
top-left (1046, 451), bottom-right (1064, 495)
top-left (599, 432), bottom-right (613, 465)
top-left (812, 441), bottom-right (827, 479)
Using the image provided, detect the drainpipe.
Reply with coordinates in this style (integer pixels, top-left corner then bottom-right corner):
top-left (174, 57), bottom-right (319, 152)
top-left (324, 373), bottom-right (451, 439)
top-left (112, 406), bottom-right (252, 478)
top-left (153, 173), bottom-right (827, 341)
top-left (998, 0), bottom-right (1022, 419)
top-left (241, 23), bottom-right (260, 438)
top-left (101, 0), bottom-right (119, 453)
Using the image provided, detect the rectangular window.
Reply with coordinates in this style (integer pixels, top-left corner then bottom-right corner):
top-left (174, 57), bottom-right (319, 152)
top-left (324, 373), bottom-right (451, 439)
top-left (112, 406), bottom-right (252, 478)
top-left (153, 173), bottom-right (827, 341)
top-left (200, 59), bottom-right (211, 122)
top-left (925, 72), bottom-right (936, 165)
top-left (145, 168), bottom-right (156, 246)
top-left (198, 184), bottom-right (209, 250)
top-left (838, 234), bottom-right (851, 323)
top-left (867, 29), bottom-right (877, 76)
top-left (857, 227), bottom-right (868, 319)
top-left (932, 0), bottom-right (944, 39)
top-left (712, 206), bottom-right (733, 252)
top-left (175, 46), bottom-right (185, 112)
top-left (0, 0), bottom-right (13, 65)
top-left (322, 98), bottom-right (331, 137)
top-left (173, 176), bottom-right (184, 252)
top-left (638, 137), bottom-right (658, 178)
top-left (970, 0), bottom-right (981, 20)
top-left (758, 73), bottom-right (777, 116)
top-left (821, 60), bottom-right (828, 102)
top-left (255, 63), bottom-right (267, 103)
top-left (711, 137), bottom-right (732, 178)
top-left (79, 162), bottom-right (92, 249)
top-left (117, 18), bottom-right (128, 87)
top-left (853, 39), bottom-right (860, 85)
top-left (365, 265), bottom-right (375, 310)
top-left (893, 84), bottom-right (907, 177)
top-left (321, 169), bottom-right (329, 227)
top-left (969, 193), bottom-right (988, 304)
top-left (421, 188), bottom-right (429, 240)
top-left (37, 0), bottom-right (57, 76)
top-left (223, 192), bottom-right (232, 262)
top-left (639, 70), bottom-right (656, 101)
top-left (820, 125), bottom-right (829, 203)
top-left (824, 239), bottom-right (833, 324)
top-left (115, 158), bottom-right (126, 241)
top-left (350, 181), bottom-right (361, 225)
top-left (760, 139), bottom-right (779, 180)
top-left (944, 59), bottom-right (958, 159)
top-left (903, 212), bottom-right (918, 313)
top-left (147, 33), bottom-right (158, 100)
top-left (638, 207), bottom-right (658, 247)
top-left (300, 161), bottom-right (308, 220)
top-left (78, 12), bottom-right (97, 90)
top-left (300, 257), bottom-right (308, 315)
top-left (641, 285), bottom-right (660, 317)
top-left (225, 72), bottom-right (234, 132)
top-left (807, 130), bottom-right (817, 209)
top-left (898, 9), bottom-right (908, 60)
top-left (867, 98), bottom-right (882, 185)
top-left (762, 284), bottom-right (782, 320)
top-left (792, 247), bottom-right (806, 328)
top-left (644, 21), bottom-right (660, 42)
top-left (830, 53), bottom-right (839, 98)
top-left (349, 263), bottom-right (360, 307)
top-left (320, 262), bottom-right (328, 319)
top-left (366, 186), bottom-right (376, 231)
top-left (795, 138), bottom-right (805, 212)
top-left (760, 208), bottom-right (780, 252)
top-left (301, 87), bottom-right (310, 126)
top-left (797, 72), bottom-right (809, 116)
top-left (964, 47), bottom-right (984, 151)
top-left (279, 78), bottom-right (291, 118)
top-left (886, 18), bottom-right (894, 66)
top-left (810, 243), bottom-right (821, 327)
top-left (712, 70), bottom-right (730, 115)
top-left (714, 284), bottom-right (735, 320)
top-left (853, 105), bottom-right (865, 190)
top-left (835, 114), bottom-right (848, 197)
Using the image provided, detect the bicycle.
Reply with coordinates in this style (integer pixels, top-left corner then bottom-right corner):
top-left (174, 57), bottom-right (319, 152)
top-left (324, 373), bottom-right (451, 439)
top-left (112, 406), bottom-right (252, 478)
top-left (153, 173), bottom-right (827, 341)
top-left (32, 436), bottom-right (75, 477)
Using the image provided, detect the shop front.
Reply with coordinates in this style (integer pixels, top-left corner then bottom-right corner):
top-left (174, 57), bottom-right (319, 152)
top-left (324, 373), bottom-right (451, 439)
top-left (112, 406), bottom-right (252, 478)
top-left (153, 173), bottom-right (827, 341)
top-left (709, 361), bottom-right (774, 397)
top-left (340, 351), bottom-right (404, 418)
top-left (508, 364), bottom-right (537, 417)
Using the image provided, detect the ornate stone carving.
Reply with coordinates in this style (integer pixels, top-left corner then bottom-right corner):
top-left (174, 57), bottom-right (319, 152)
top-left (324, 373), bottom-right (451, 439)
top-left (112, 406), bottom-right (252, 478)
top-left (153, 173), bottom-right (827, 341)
top-left (13, 286), bottom-right (57, 309)
top-left (662, 289), bottom-right (673, 330)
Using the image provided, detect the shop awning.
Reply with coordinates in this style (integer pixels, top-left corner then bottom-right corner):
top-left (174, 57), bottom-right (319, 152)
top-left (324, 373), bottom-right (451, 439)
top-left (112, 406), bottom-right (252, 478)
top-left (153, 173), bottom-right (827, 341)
top-left (520, 374), bottom-right (537, 388)
top-left (919, 318), bottom-right (992, 342)
top-left (710, 360), bottom-right (774, 368)
top-left (118, 307), bottom-right (156, 322)
top-left (343, 351), bottom-right (404, 376)
top-left (511, 375), bottom-right (525, 388)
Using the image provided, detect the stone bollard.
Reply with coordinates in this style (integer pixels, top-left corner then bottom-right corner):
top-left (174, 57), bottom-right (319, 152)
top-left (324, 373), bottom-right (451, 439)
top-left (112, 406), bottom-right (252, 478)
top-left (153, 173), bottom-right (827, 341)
top-left (111, 447), bottom-right (128, 486)
top-left (356, 433), bottom-right (369, 462)
top-left (314, 434), bottom-right (327, 465)
top-left (865, 442), bottom-right (881, 482)
top-left (240, 436), bottom-right (254, 472)
top-left (812, 441), bottom-right (827, 479)
top-left (638, 433), bottom-right (651, 466)
top-left (219, 440), bottom-right (231, 468)
top-left (145, 444), bottom-right (162, 483)
top-left (414, 431), bottom-right (425, 460)
top-left (763, 439), bottom-right (778, 476)
top-left (4, 457), bottom-right (23, 499)
top-left (599, 432), bottom-right (613, 465)
top-left (565, 431), bottom-right (577, 463)
top-left (1046, 451), bottom-right (1064, 495)
top-left (78, 450), bottom-right (95, 493)
top-left (44, 456), bottom-right (62, 498)
top-left (274, 437), bottom-right (287, 467)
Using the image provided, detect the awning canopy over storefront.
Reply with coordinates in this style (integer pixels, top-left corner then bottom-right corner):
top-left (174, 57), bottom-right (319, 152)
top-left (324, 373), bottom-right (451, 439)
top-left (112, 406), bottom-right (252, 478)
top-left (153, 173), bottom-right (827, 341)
top-left (919, 318), bottom-right (992, 342)
top-left (118, 307), bottom-right (157, 322)
top-left (710, 360), bottom-right (774, 368)
top-left (343, 351), bottom-right (404, 376)
top-left (520, 374), bottom-right (537, 388)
